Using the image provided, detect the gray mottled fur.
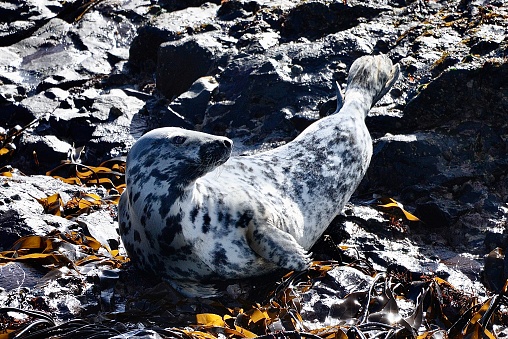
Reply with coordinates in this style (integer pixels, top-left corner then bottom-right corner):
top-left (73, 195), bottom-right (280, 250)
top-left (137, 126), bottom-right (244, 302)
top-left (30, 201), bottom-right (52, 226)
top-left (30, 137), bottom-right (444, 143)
top-left (118, 54), bottom-right (400, 295)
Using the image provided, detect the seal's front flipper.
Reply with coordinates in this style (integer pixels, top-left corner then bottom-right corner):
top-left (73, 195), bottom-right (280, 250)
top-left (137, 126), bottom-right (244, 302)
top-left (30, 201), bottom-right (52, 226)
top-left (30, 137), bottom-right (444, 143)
top-left (247, 223), bottom-right (311, 271)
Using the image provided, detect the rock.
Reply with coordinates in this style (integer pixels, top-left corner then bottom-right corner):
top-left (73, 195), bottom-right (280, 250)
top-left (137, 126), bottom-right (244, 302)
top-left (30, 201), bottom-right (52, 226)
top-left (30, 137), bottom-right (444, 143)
top-left (156, 34), bottom-right (224, 99)
top-left (168, 76), bottom-right (219, 125)
top-left (300, 266), bottom-right (373, 327)
top-left (0, 84), bottom-right (26, 105)
top-left (11, 134), bottom-right (71, 174)
top-left (0, 175), bottom-right (83, 250)
top-left (400, 61), bottom-right (508, 132)
top-left (280, 2), bottom-right (385, 41)
top-left (482, 248), bottom-right (508, 293)
top-left (128, 3), bottom-right (219, 69)
top-left (216, 0), bottom-right (261, 21)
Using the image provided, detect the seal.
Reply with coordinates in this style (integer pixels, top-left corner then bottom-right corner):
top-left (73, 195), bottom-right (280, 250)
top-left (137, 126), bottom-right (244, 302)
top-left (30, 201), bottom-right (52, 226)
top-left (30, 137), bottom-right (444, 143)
top-left (118, 54), bottom-right (400, 295)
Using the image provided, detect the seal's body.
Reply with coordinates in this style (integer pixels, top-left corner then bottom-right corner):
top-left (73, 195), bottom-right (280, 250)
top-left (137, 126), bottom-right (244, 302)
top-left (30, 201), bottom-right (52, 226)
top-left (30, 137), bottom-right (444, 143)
top-left (118, 55), bottom-right (400, 292)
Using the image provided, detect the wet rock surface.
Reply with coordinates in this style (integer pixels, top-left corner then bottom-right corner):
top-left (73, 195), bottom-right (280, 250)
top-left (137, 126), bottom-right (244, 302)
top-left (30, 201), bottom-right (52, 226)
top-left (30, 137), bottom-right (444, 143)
top-left (0, 0), bottom-right (507, 335)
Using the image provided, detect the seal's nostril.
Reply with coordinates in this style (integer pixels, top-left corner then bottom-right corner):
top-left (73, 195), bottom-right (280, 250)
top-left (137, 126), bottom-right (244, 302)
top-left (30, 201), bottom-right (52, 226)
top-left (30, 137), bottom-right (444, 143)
top-left (223, 139), bottom-right (232, 149)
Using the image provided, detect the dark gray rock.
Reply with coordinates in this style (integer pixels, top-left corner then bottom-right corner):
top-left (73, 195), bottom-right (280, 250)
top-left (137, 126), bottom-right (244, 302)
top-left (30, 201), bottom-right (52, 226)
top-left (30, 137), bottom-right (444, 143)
top-left (1, 0), bottom-right (508, 324)
top-left (128, 3), bottom-right (219, 69)
top-left (400, 61), bottom-right (508, 132)
top-left (280, 2), bottom-right (386, 41)
top-left (200, 40), bottom-right (348, 143)
top-left (156, 34), bottom-right (224, 99)
top-left (10, 134), bottom-right (71, 174)
top-left (168, 76), bottom-right (219, 126)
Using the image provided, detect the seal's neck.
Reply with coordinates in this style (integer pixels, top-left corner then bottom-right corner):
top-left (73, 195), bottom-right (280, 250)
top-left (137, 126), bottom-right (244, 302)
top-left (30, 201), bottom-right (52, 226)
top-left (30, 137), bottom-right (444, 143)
top-left (340, 89), bottom-right (377, 119)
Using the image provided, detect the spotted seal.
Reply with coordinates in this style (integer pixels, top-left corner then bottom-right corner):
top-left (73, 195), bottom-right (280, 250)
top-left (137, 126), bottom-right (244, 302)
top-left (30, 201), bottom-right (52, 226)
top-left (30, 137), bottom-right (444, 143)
top-left (118, 54), bottom-right (400, 294)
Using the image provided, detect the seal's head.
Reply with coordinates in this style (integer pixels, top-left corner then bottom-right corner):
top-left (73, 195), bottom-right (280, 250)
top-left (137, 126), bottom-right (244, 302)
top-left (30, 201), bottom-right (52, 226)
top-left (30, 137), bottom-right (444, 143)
top-left (126, 128), bottom-right (233, 189)
top-left (346, 54), bottom-right (400, 107)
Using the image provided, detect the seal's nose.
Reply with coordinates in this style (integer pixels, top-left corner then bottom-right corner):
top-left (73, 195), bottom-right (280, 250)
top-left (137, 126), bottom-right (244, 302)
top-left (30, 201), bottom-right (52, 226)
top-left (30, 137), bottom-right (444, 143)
top-left (222, 139), bottom-right (233, 149)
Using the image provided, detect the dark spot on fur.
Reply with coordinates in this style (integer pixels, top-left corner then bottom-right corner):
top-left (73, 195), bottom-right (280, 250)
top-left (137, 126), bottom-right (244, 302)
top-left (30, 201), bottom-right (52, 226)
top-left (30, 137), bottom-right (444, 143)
top-left (159, 189), bottom-right (184, 217)
top-left (122, 221), bottom-right (132, 235)
top-left (133, 191), bottom-right (141, 203)
top-left (181, 245), bottom-right (193, 255)
top-left (145, 229), bottom-right (155, 247)
top-left (190, 207), bottom-right (199, 223)
top-left (202, 213), bottom-right (211, 233)
top-left (159, 215), bottom-right (183, 252)
top-left (119, 221), bottom-right (128, 235)
top-left (134, 230), bottom-right (141, 242)
top-left (140, 215), bottom-right (146, 226)
top-left (213, 246), bottom-right (228, 268)
top-left (236, 210), bottom-right (254, 228)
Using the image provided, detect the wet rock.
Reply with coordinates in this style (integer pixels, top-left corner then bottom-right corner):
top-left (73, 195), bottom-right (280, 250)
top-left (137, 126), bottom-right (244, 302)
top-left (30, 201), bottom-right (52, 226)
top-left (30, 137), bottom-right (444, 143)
top-left (0, 175), bottom-right (82, 249)
top-left (0, 262), bottom-right (48, 291)
top-left (482, 247), bottom-right (508, 293)
top-left (168, 76), bottom-right (219, 126)
top-left (281, 2), bottom-right (385, 41)
top-left (128, 3), bottom-right (219, 69)
top-left (400, 61), bottom-right (508, 132)
top-left (11, 134), bottom-right (71, 174)
top-left (156, 34), bottom-right (224, 99)
top-left (301, 266), bottom-right (373, 327)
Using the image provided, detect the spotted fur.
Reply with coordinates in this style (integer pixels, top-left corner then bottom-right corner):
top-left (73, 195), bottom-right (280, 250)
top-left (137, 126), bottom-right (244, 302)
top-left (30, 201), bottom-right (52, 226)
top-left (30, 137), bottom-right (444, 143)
top-left (118, 55), bottom-right (400, 294)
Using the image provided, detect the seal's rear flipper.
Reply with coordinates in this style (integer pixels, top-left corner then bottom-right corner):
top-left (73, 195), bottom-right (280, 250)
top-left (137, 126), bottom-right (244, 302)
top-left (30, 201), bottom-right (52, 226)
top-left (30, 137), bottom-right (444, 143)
top-left (247, 222), bottom-right (311, 272)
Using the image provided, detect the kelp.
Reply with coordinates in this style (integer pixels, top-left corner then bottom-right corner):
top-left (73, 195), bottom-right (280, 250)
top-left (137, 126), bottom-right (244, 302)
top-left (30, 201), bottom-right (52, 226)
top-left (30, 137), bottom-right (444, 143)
top-left (0, 119), bottom-right (39, 165)
top-left (1, 262), bottom-right (506, 338)
top-left (0, 230), bottom-right (128, 269)
top-left (46, 152), bottom-right (126, 205)
top-left (1, 158), bottom-right (507, 338)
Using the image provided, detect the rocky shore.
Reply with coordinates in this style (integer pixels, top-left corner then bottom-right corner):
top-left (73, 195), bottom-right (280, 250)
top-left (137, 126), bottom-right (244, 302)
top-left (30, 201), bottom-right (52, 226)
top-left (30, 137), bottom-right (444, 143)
top-left (1, 0), bottom-right (507, 336)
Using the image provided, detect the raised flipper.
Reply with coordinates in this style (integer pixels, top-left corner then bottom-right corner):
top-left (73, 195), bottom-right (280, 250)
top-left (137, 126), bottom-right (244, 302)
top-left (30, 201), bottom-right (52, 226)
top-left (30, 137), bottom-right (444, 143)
top-left (247, 222), bottom-right (311, 272)
top-left (332, 80), bottom-right (345, 114)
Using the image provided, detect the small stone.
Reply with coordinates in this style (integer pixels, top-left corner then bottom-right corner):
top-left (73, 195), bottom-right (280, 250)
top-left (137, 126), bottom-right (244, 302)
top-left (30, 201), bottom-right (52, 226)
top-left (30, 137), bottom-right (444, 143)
top-left (291, 64), bottom-right (303, 75)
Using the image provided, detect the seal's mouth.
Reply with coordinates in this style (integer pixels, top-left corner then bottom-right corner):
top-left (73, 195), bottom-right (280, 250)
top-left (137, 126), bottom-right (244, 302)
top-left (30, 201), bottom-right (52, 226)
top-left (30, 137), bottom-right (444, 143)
top-left (198, 139), bottom-right (233, 170)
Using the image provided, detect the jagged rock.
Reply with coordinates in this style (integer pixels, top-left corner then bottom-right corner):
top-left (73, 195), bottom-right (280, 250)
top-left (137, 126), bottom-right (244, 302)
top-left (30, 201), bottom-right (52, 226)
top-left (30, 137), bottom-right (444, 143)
top-left (156, 34), bottom-right (224, 99)
top-left (18, 91), bottom-right (62, 121)
top-left (280, 2), bottom-right (386, 41)
top-left (0, 84), bottom-right (26, 105)
top-left (0, 175), bottom-right (84, 250)
top-left (401, 61), bottom-right (508, 131)
top-left (168, 76), bottom-right (219, 126)
top-left (0, 0), bottom-right (60, 46)
top-left (11, 134), bottom-right (71, 174)
top-left (128, 3), bottom-right (219, 69)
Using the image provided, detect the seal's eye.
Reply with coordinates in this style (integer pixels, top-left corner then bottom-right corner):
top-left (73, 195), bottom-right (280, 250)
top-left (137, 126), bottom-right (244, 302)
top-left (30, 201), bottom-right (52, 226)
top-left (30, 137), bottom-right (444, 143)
top-left (172, 136), bottom-right (186, 145)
